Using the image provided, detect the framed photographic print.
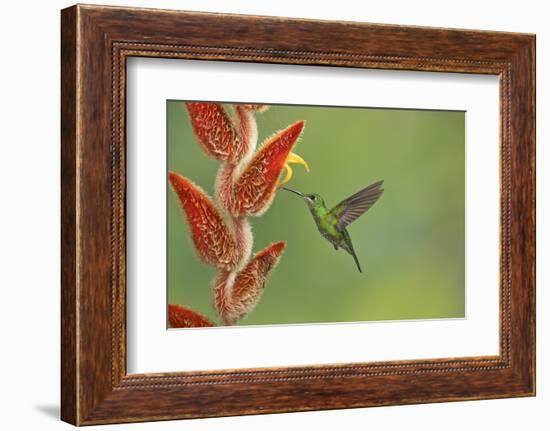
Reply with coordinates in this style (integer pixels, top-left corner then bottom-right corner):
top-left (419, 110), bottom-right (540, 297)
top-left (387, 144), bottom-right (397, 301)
top-left (61, 4), bottom-right (535, 425)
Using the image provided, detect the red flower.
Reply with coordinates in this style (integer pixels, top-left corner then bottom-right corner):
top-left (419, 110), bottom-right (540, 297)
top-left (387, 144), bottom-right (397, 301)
top-left (231, 121), bottom-right (305, 217)
top-left (214, 242), bottom-right (286, 325)
top-left (168, 304), bottom-right (215, 328)
top-left (169, 103), bottom-right (308, 326)
top-left (168, 172), bottom-right (242, 271)
top-left (185, 102), bottom-right (255, 164)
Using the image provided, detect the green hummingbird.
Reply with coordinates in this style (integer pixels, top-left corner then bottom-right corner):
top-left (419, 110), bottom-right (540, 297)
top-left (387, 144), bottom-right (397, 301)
top-left (283, 180), bottom-right (384, 273)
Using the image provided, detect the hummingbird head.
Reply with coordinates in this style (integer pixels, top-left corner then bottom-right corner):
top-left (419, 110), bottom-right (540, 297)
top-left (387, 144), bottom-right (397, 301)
top-left (282, 187), bottom-right (326, 209)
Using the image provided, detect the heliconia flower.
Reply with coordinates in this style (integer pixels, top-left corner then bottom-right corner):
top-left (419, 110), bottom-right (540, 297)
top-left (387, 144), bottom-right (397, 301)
top-left (185, 102), bottom-right (253, 164)
top-left (168, 304), bottom-right (215, 328)
top-left (278, 152), bottom-right (310, 188)
top-left (241, 104), bottom-right (270, 113)
top-left (214, 241), bottom-right (286, 325)
top-left (212, 270), bottom-right (233, 325)
top-left (169, 172), bottom-right (240, 271)
top-left (231, 120), bottom-right (305, 217)
top-left (233, 105), bottom-right (258, 162)
top-left (171, 103), bottom-right (308, 328)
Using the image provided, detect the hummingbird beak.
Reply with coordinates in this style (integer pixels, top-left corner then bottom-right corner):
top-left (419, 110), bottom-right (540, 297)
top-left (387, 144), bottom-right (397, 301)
top-left (282, 187), bottom-right (306, 198)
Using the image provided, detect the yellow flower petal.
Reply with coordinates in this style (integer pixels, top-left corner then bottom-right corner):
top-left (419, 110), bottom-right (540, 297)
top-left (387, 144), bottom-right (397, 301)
top-left (277, 152), bottom-right (309, 188)
top-left (286, 152), bottom-right (310, 172)
top-left (278, 163), bottom-right (293, 188)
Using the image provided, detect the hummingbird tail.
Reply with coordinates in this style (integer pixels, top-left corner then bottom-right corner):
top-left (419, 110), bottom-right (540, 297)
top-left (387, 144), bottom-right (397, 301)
top-left (341, 229), bottom-right (362, 273)
top-left (351, 249), bottom-right (362, 273)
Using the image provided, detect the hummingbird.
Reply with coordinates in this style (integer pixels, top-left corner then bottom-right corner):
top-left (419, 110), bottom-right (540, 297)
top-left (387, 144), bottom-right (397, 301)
top-left (283, 181), bottom-right (384, 273)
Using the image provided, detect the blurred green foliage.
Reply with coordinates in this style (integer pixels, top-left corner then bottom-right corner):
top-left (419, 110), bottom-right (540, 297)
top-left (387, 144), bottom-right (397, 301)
top-left (167, 101), bottom-right (465, 325)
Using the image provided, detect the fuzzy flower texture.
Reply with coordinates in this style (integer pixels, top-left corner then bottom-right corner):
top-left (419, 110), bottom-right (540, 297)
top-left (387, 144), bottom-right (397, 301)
top-left (169, 103), bottom-right (308, 327)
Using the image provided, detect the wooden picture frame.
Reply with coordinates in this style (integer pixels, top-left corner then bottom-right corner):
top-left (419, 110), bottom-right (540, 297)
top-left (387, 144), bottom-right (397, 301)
top-left (61, 4), bottom-right (535, 425)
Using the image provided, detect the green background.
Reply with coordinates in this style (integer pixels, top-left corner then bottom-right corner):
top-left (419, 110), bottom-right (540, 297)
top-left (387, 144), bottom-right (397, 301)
top-left (167, 101), bottom-right (465, 326)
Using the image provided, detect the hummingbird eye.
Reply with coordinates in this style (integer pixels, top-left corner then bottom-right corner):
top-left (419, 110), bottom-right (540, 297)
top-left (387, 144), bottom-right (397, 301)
top-left (309, 195), bottom-right (316, 201)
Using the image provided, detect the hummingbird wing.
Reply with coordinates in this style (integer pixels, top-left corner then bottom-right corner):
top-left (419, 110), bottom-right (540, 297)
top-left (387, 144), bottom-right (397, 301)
top-left (329, 180), bottom-right (384, 231)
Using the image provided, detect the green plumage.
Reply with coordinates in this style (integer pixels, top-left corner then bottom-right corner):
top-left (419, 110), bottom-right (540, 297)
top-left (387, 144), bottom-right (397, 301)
top-left (283, 181), bottom-right (384, 273)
